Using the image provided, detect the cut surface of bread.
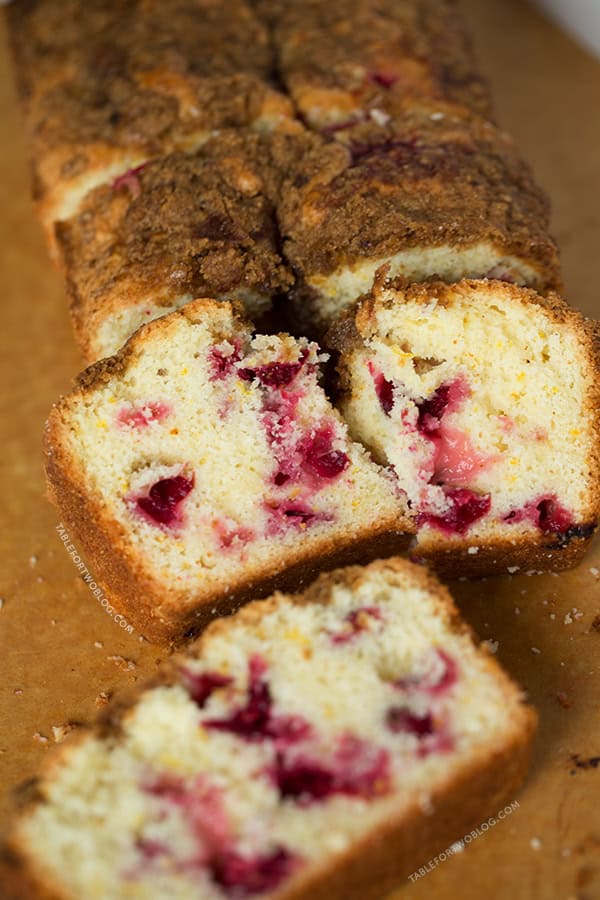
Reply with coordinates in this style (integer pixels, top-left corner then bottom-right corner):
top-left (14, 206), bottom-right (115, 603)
top-left (4, 558), bottom-right (536, 900)
top-left (57, 130), bottom-right (300, 362)
top-left (278, 101), bottom-right (560, 335)
top-left (333, 277), bottom-right (600, 575)
top-left (45, 300), bottom-right (408, 642)
top-left (262, 0), bottom-right (492, 130)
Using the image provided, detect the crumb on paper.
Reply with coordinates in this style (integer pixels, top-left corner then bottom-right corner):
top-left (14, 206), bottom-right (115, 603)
top-left (29, 555), bottom-right (38, 568)
top-left (108, 655), bottom-right (136, 671)
top-left (484, 639), bottom-right (499, 654)
top-left (33, 732), bottom-right (49, 745)
top-left (467, 546), bottom-right (479, 555)
top-left (556, 692), bottom-right (572, 709)
top-left (507, 565), bottom-right (519, 574)
top-left (14, 688), bottom-right (23, 696)
top-left (51, 723), bottom-right (78, 743)
top-left (94, 641), bottom-right (103, 649)
top-left (530, 837), bottom-right (542, 851)
top-left (514, 607), bottom-right (521, 615)
top-left (590, 567), bottom-right (599, 577)
top-left (590, 615), bottom-right (600, 632)
top-left (0, 598), bottom-right (4, 610)
top-left (95, 691), bottom-right (111, 708)
top-left (531, 647), bottom-right (541, 655)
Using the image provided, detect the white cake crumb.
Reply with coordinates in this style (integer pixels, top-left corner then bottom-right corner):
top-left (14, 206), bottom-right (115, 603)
top-left (531, 647), bottom-right (541, 655)
top-left (530, 837), bottom-right (542, 850)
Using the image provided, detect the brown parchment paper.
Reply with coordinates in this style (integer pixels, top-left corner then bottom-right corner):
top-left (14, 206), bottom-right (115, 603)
top-left (0, 2), bottom-right (599, 898)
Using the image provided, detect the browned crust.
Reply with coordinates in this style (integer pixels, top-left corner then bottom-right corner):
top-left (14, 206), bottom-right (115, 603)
top-left (57, 130), bottom-right (299, 361)
top-left (332, 278), bottom-right (600, 577)
top-left (265, 0), bottom-right (492, 125)
top-left (277, 102), bottom-right (560, 333)
top-left (0, 558), bottom-right (536, 899)
top-left (44, 299), bottom-right (410, 644)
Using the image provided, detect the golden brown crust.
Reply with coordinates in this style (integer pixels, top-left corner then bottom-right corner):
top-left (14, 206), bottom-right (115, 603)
top-left (57, 131), bottom-right (298, 361)
top-left (278, 102), bottom-right (560, 305)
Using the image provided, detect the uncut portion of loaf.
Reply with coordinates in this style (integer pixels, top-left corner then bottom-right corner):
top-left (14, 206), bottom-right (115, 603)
top-left (256, 0), bottom-right (491, 131)
top-left (7, 0), bottom-right (289, 252)
top-left (332, 276), bottom-right (600, 577)
top-left (45, 299), bottom-right (408, 643)
top-left (3, 558), bottom-right (536, 900)
top-left (278, 100), bottom-right (560, 335)
top-left (57, 130), bottom-right (304, 363)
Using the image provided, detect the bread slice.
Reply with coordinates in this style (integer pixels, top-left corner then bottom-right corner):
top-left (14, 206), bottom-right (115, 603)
top-left (278, 101), bottom-right (560, 335)
top-left (6, 0), bottom-right (288, 255)
top-left (332, 276), bottom-right (600, 576)
top-left (261, 0), bottom-right (492, 130)
top-left (44, 299), bottom-right (408, 643)
top-left (56, 130), bottom-right (299, 363)
top-left (2, 558), bottom-right (536, 900)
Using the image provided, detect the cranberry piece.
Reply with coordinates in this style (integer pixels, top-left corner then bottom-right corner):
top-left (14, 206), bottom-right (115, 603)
top-left (386, 707), bottom-right (434, 736)
top-left (274, 735), bottom-right (390, 805)
top-left (370, 71), bottom-right (398, 89)
top-left (208, 342), bottom-right (243, 381)
top-left (135, 837), bottom-right (168, 860)
top-left (368, 362), bottom-right (395, 415)
top-left (330, 605), bottom-right (383, 644)
top-left (536, 497), bottom-right (573, 534)
top-left (211, 847), bottom-right (298, 896)
top-left (417, 378), bottom-right (471, 436)
top-left (181, 669), bottom-right (233, 708)
top-left (395, 649), bottom-right (458, 696)
top-left (136, 474), bottom-right (194, 526)
top-left (203, 656), bottom-right (311, 744)
top-left (418, 488), bottom-right (491, 535)
top-left (238, 349), bottom-right (309, 389)
top-left (117, 401), bottom-right (170, 428)
top-left (276, 759), bottom-right (335, 803)
top-left (273, 471), bottom-right (290, 486)
top-left (302, 426), bottom-right (349, 479)
top-left (112, 163), bottom-right (148, 198)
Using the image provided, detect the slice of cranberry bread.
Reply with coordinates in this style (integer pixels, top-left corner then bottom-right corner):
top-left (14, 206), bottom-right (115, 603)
top-left (3, 558), bottom-right (536, 900)
top-left (277, 100), bottom-right (560, 336)
top-left (57, 130), bottom-right (299, 363)
top-left (257, 0), bottom-right (491, 132)
top-left (44, 299), bottom-right (408, 643)
top-left (332, 276), bottom-right (600, 576)
top-left (6, 0), bottom-right (288, 254)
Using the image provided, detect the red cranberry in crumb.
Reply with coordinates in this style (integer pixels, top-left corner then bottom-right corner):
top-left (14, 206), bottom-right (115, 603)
top-left (182, 670), bottom-right (233, 708)
top-left (136, 474), bottom-right (194, 526)
top-left (203, 656), bottom-right (311, 744)
top-left (386, 707), bottom-right (434, 736)
top-left (417, 378), bottom-right (470, 436)
top-left (274, 735), bottom-right (390, 804)
top-left (211, 847), bottom-right (298, 896)
top-left (238, 349), bottom-right (309, 388)
top-left (117, 402), bottom-right (170, 428)
top-left (302, 425), bottom-right (349, 480)
top-left (368, 362), bottom-right (395, 415)
top-left (369, 71), bottom-right (398, 89)
top-left (395, 649), bottom-right (458, 696)
top-left (504, 494), bottom-right (574, 534)
top-left (112, 163), bottom-right (148, 197)
top-left (418, 488), bottom-right (491, 535)
top-left (208, 343), bottom-right (243, 381)
top-left (330, 606), bottom-right (383, 644)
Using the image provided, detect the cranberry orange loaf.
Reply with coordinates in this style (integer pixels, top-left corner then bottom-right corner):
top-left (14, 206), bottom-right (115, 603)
top-left (278, 101), bottom-right (561, 335)
top-left (3, 558), bottom-right (536, 900)
top-left (260, 0), bottom-right (491, 134)
top-left (332, 276), bottom-right (600, 576)
top-left (7, 0), bottom-right (289, 252)
top-left (44, 299), bottom-right (408, 643)
top-left (56, 130), bottom-right (301, 362)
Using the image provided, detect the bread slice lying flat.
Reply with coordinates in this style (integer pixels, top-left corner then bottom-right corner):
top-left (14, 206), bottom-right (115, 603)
top-left (2, 558), bottom-right (536, 900)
